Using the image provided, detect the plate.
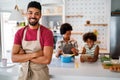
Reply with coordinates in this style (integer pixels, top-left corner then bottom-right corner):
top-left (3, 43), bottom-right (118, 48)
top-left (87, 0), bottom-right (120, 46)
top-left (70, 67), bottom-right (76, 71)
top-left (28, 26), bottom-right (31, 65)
top-left (103, 61), bottom-right (111, 64)
top-left (111, 59), bottom-right (119, 64)
top-left (0, 63), bottom-right (16, 68)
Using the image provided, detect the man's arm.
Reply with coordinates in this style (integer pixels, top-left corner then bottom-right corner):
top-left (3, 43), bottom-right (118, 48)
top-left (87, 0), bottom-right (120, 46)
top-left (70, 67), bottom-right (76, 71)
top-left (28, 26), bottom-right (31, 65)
top-left (30, 46), bottom-right (53, 64)
top-left (12, 44), bottom-right (41, 63)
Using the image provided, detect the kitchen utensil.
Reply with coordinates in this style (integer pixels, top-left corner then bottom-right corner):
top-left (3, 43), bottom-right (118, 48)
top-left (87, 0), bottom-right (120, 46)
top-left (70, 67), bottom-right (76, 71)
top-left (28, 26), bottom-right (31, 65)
top-left (60, 54), bottom-right (73, 63)
top-left (70, 54), bottom-right (75, 56)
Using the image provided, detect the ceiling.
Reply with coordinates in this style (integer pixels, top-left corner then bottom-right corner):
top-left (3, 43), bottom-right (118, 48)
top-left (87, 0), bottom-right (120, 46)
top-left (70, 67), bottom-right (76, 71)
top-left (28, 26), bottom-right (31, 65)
top-left (0, 0), bottom-right (42, 11)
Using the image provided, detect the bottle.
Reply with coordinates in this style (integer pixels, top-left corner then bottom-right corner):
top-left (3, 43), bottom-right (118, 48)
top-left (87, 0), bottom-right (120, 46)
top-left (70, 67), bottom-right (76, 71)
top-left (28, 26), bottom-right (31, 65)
top-left (74, 59), bottom-right (79, 68)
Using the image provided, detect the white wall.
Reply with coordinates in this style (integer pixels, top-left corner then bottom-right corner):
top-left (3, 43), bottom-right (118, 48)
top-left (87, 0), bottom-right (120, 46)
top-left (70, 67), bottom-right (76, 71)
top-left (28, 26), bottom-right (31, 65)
top-left (0, 0), bottom-right (42, 12)
top-left (1, 0), bottom-right (120, 14)
top-left (64, 0), bottom-right (111, 53)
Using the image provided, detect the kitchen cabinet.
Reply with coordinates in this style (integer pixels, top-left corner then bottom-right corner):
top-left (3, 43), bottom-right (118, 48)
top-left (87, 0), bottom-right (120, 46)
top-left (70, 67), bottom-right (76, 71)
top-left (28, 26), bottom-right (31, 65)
top-left (41, 4), bottom-right (64, 30)
top-left (111, 0), bottom-right (120, 16)
top-left (41, 4), bottom-right (64, 49)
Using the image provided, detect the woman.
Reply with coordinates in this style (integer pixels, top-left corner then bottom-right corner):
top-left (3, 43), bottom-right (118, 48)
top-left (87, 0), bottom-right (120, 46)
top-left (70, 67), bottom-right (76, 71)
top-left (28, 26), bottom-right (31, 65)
top-left (55, 23), bottom-right (79, 58)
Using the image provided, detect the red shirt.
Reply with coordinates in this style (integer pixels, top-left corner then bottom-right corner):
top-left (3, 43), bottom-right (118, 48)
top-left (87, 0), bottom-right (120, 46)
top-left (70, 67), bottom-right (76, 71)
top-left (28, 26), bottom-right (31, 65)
top-left (14, 25), bottom-right (54, 48)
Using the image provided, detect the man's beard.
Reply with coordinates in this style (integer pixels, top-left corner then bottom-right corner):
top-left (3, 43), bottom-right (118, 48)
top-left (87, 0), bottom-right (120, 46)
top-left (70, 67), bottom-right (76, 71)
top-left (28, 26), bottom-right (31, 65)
top-left (28, 18), bottom-right (39, 26)
top-left (29, 21), bottom-right (38, 26)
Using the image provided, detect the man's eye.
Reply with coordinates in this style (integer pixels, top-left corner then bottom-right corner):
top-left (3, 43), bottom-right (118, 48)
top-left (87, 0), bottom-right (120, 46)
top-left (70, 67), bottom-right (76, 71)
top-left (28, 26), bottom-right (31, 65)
top-left (27, 12), bottom-right (40, 16)
top-left (34, 13), bottom-right (40, 15)
top-left (28, 12), bottom-right (32, 15)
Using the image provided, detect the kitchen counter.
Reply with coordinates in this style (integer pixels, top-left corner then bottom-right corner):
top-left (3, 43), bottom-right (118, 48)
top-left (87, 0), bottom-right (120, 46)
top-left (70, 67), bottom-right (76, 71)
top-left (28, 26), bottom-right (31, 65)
top-left (49, 57), bottom-right (120, 80)
top-left (0, 56), bottom-right (120, 80)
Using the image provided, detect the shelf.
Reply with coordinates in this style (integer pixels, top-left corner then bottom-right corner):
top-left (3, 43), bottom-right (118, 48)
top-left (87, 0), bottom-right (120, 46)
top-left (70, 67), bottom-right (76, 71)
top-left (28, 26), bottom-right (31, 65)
top-left (42, 4), bottom-right (63, 6)
top-left (99, 48), bottom-right (108, 53)
top-left (42, 13), bottom-right (62, 16)
top-left (66, 15), bottom-right (83, 18)
top-left (42, 5), bottom-right (63, 16)
top-left (71, 32), bottom-right (83, 35)
top-left (95, 41), bottom-right (101, 44)
top-left (84, 24), bottom-right (108, 27)
top-left (111, 12), bottom-right (120, 16)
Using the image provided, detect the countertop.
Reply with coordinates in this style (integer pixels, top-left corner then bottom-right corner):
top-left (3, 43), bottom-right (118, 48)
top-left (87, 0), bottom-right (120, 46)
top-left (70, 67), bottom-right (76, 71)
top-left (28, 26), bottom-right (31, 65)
top-left (49, 57), bottom-right (120, 80)
top-left (0, 55), bottom-right (120, 80)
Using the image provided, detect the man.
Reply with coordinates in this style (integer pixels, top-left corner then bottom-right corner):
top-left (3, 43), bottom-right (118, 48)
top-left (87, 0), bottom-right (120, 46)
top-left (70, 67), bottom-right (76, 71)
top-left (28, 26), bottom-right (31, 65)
top-left (11, 1), bottom-right (54, 80)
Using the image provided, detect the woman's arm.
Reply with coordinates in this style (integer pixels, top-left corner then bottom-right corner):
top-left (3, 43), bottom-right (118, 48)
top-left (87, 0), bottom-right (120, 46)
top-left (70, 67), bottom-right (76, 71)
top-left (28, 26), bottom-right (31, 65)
top-left (55, 41), bottom-right (63, 58)
top-left (56, 49), bottom-right (63, 58)
top-left (71, 40), bottom-right (79, 56)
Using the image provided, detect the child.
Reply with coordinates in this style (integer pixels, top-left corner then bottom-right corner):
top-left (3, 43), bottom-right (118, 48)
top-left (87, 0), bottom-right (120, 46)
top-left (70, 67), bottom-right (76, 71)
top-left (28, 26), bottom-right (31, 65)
top-left (80, 32), bottom-right (99, 62)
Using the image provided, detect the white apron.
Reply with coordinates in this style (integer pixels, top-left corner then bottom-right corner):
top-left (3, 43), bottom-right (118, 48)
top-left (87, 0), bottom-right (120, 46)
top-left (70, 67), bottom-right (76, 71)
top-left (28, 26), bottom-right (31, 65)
top-left (18, 27), bottom-right (50, 80)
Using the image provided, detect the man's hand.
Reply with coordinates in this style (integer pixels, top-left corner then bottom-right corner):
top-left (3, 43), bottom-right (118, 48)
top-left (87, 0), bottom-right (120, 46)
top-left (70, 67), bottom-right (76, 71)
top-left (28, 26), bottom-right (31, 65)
top-left (19, 48), bottom-right (25, 54)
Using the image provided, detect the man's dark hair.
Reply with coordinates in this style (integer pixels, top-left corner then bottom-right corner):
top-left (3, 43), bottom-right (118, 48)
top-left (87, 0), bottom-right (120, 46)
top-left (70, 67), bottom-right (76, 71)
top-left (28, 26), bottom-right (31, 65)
top-left (83, 32), bottom-right (97, 42)
top-left (27, 1), bottom-right (42, 10)
top-left (60, 23), bottom-right (73, 35)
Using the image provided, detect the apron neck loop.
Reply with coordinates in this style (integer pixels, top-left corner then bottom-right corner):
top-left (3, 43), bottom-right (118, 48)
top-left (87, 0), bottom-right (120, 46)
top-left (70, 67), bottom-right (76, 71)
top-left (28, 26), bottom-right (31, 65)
top-left (37, 26), bottom-right (40, 40)
top-left (23, 26), bottom-right (40, 41)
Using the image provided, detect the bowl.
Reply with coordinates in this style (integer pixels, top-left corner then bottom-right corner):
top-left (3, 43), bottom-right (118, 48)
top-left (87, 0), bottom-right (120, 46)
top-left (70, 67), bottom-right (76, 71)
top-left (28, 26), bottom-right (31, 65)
top-left (60, 54), bottom-right (73, 63)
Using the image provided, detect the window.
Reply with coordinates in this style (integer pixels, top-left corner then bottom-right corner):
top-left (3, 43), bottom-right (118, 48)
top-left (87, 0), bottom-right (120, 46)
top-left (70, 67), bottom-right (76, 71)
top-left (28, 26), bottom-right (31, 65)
top-left (1, 12), bottom-right (17, 63)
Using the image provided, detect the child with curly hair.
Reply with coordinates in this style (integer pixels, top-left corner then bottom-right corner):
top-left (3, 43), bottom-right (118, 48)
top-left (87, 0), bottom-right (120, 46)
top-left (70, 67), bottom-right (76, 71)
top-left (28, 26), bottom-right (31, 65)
top-left (80, 32), bottom-right (99, 62)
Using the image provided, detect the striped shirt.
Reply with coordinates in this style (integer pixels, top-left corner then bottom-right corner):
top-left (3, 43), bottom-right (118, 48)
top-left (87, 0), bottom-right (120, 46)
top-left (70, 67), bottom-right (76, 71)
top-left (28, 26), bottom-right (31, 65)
top-left (84, 44), bottom-right (98, 55)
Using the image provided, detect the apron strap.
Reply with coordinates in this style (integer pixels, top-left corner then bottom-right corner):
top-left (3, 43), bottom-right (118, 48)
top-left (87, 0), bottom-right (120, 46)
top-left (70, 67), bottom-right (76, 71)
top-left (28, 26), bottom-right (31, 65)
top-left (22, 27), bottom-right (27, 40)
top-left (22, 26), bottom-right (40, 41)
top-left (37, 26), bottom-right (40, 41)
